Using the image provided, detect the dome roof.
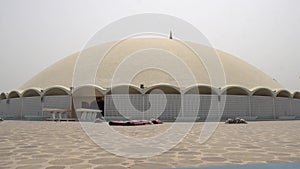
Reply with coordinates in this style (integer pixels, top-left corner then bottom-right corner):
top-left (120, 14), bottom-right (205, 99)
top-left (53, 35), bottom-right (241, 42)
top-left (19, 38), bottom-right (283, 91)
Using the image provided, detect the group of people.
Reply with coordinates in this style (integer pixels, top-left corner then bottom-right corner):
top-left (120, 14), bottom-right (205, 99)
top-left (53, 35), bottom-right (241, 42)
top-left (225, 117), bottom-right (247, 124)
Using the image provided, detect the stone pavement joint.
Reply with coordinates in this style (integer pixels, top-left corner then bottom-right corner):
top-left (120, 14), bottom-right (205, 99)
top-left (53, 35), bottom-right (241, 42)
top-left (0, 120), bottom-right (300, 169)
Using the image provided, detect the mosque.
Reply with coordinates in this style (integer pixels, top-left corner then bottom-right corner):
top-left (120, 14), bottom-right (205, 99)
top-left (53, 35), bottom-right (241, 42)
top-left (0, 38), bottom-right (299, 121)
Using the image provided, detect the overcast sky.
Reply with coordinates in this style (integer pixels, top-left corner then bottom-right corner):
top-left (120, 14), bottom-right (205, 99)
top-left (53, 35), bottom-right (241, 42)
top-left (0, 0), bottom-right (299, 92)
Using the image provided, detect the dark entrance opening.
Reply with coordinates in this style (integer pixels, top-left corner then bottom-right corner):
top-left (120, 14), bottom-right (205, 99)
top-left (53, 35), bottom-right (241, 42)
top-left (96, 97), bottom-right (104, 117)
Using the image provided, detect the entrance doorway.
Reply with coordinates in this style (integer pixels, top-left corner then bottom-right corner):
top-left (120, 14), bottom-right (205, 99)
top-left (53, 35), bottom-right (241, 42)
top-left (96, 97), bottom-right (104, 117)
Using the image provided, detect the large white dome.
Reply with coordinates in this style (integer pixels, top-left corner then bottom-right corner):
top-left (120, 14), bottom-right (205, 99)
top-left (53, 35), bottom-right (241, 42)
top-left (19, 38), bottom-right (283, 91)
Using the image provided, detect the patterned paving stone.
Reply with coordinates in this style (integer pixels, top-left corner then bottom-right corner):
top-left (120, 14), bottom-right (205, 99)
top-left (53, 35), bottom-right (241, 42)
top-left (202, 157), bottom-right (227, 162)
top-left (88, 158), bottom-right (126, 165)
top-left (16, 159), bottom-right (48, 164)
top-left (94, 165), bottom-right (128, 169)
top-left (15, 165), bottom-right (44, 169)
top-left (48, 159), bottom-right (83, 165)
top-left (130, 162), bottom-right (173, 169)
top-left (45, 166), bottom-right (66, 169)
top-left (0, 120), bottom-right (300, 168)
top-left (69, 164), bottom-right (93, 169)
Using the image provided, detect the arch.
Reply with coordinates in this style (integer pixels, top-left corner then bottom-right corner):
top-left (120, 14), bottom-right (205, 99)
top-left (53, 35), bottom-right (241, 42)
top-left (106, 84), bottom-right (142, 94)
top-left (221, 85), bottom-right (250, 96)
top-left (184, 84), bottom-right (219, 94)
top-left (145, 84), bottom-right (181, 94)
top-left (251, 87), bottom-right (274, 97)
top-left (0, 92), bottom-right (7, 100)
top-left (21, 88), bottom-right (42, 97)
top-left (275, 89), bottom-right (292, 98)
top-left (73, 85), bottom-right (106, 97)
top-left (43, 86), bottom-right (71, 96)
top-left (292, 91), bottom-right (300, 99)
top-left (8, 90), bottom-right (21, 99)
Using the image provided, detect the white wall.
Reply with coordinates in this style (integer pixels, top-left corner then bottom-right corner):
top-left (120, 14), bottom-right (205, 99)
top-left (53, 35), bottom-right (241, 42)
top-left (105, 94), bottom-right (181, 121)
top-left (223, 95), bottom-right (250, 119)
top-left (251, 96), bottom-right (274, 119)
top-left (2, 93), bottom-right (298, 121)
top-left (183, 95), bottom-right (220, 121)
top-left (105, 94), bottom-right (144, 120)
top-left (7, 98), bottom-right (22, 119)
top-left (292, 99), bottom-right (300, 118)
top-left (43, 95), bottom-right (71, 117)
top-left (73, 96), bottom-right (94, 109)
top-left (22, 97), bottom-right (42, 117)
top-left (152, 94), bottom-right (181, 121)
top-left (183, 94), bottom-right (201, 119)
top-left (0, 99), bottom-right (8, 118)
top-left (275, 97), bottom-right (292, 117)
top-left (43, 95), bottom-right (71, 109)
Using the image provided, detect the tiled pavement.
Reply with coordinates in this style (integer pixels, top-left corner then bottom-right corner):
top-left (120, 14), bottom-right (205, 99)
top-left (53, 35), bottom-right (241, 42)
top-left (0, 120), bottom-right (300, 169)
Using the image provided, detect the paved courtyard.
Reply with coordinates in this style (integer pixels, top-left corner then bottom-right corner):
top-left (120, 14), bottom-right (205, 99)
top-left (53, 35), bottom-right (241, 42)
top-left (0, 120), bottom-right (300, 169)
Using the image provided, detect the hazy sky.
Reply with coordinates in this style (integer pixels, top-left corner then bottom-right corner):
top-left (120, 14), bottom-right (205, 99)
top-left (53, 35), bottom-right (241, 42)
top-left (0, 0), bottom-right (299, 92)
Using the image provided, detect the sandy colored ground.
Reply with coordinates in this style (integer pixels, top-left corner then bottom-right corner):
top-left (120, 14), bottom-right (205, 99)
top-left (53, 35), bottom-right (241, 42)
top-left (0, 120), bottom-right (300, 169)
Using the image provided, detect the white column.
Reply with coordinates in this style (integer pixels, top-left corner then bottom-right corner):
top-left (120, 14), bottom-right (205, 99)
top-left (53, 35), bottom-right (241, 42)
top-left (289, 98), bottom-right (292, 116)
top-left (88, 112), bottom-right (93, 120)
top-left (52, 112), bottom-right (55, 119)
top-left (80, 111), bottom-right (84, 120)
top-left (90, 112), bottom-right (94, 120)
top-left (272, 97), bottom-right (276, 119)
top-left (81, 111), bottom-right (87, 120)
top-left (92, 112), bottom-right (97, 120)
top-left (249, 96), bottom-right (252, 118)
top-left (85, 112), bottom-right (90, 120)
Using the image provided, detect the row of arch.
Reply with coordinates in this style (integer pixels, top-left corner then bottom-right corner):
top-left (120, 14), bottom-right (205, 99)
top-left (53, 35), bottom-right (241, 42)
top-left (1, 84), bottom-right (300, 121)
top-left (1, 84), bottom-right (300, 100)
